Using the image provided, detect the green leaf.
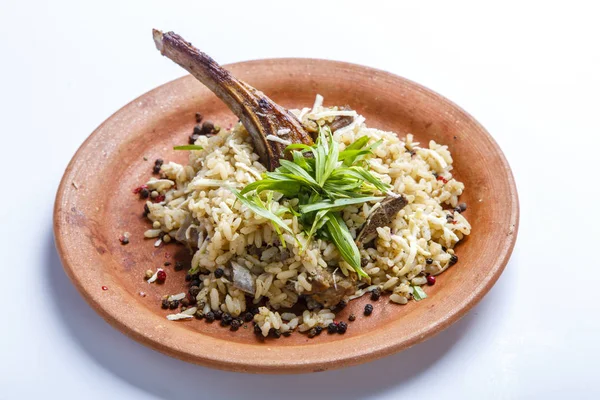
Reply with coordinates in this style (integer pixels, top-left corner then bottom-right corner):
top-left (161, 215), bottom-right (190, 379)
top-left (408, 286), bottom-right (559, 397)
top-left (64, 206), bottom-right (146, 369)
top-left (343, 135), bottom-right (370, 151)
top-left (284, 143), bottom-right (313, 152)
top-left (336, 166), bottom-right (391, 193)
top-left (299, 196), bottom-right (384, 213)
top-left (324, 213), bottom-right (368, 278)
top-left (305, 209), bottom-right (330, 247)
top-left (173, 145), bottom-right (204, 151)
top-left (412, 285), bottom-right (428, 301)
top-left (278, 160), bottom-right (319, 187)
top-left (292, 150), bottom-right (311, 172)
top-left (319, 133), bottom-right (339, 186)
top-left (228, 187), bottom-right (295, 238)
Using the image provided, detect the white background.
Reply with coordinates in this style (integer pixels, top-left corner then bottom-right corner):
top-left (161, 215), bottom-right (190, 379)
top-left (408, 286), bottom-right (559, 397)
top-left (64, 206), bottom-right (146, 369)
top-left (1, 1), bottom-right (598, 399)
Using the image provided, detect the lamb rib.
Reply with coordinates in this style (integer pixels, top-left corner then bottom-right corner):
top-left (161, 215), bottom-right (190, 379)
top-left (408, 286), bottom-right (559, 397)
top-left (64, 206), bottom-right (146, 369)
top-left (152, 29), bottom-right (313, 171)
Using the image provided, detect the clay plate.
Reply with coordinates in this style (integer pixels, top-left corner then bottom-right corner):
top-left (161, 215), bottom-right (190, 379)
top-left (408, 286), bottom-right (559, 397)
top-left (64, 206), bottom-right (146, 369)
top-left (54, 59), bottom-right (518, 373)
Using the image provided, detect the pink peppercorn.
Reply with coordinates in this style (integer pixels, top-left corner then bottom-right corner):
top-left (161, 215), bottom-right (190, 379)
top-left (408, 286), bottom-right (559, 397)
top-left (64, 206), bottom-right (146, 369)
top-left (426, 275), bottom-right (436, 286)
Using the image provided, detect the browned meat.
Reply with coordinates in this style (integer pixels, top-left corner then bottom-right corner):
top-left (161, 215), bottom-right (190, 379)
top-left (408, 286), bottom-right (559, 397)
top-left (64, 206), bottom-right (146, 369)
top-left (152, 30), bottom-right (313, 171)
top-left (356, 194), bottom-right (408, 245)
top-left (329, 106), bottom-right (355, 132)
top-left (305, 268), bottom-right (356, 308)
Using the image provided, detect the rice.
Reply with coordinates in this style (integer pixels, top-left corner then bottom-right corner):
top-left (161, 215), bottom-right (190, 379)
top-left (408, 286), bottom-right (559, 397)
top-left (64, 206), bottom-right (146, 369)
top-left (144, 96), bottom-right (471, 336)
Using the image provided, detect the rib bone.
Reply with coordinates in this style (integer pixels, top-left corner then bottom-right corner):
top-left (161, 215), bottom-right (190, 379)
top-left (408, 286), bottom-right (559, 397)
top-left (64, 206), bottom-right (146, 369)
top-left (153, 30), bottom-right (313, 170)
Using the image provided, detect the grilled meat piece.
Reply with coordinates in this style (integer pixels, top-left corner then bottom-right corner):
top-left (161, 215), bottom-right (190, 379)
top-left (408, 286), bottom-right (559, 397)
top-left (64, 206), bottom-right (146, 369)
top-left (329, 105), bottom-right (355, 132)
top-left (152, 30), bottom-right (313, 171)
top-left (356, 194), bottom-right (408, 245)
top-left (305, 268), bottom-right (356, 308)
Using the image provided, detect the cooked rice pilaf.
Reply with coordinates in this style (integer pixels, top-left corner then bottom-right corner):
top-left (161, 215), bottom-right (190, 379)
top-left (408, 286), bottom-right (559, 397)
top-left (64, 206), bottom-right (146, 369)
top-left (143, 96), bottom-right (471, 337)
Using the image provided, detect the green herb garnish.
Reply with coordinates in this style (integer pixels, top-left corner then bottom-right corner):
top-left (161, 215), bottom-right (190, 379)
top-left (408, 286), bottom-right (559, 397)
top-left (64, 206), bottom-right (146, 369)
top-left (232, 126), bottom-right (390, 278)
top-left (412, 285), bottom-right (428, 301)
top-left (173, 145), bottom-right (204, 151)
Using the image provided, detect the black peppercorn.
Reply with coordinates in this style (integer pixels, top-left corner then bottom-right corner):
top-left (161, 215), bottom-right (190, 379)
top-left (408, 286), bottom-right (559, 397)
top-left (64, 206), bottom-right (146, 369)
top-left (174, 261), bottom-right (184, 271)
top-left (327, 323), bottom-right (338, 334)
top-left (201, 121), bottom-right (215, 133)
top-left (364, 304), bottom-right (374, 316)
top-left (189, 285), bottom-right (201, 298)
top-left (214, 309), bottom-right (223, 320)
top-left (243, 312), bottom-right (254, 322)
top-left (371, 287), bottom-right (381, 301)
top-left (169, 300), bottom-right (179, 310)
top-left (205, 311), bottom-right (215, 322)
top-left (337, 321), bottom-right (348, 334)
top-left (426, 258), bottom-right (433, 265)
top-left (214, 268), bottom-right (224, 278)
top-left (220, 313), bottom-right (233, 326)
top-left (161, 299), bottom-right (169, 309)
top-left (449, 254), bottom-right (458, 266)
top-left (230, 319), bottom-right (241, 331)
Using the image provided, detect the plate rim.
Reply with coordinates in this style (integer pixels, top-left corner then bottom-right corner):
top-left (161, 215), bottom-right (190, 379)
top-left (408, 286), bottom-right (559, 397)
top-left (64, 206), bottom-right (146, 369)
top-left (54, 58), bottom-right (519, 373)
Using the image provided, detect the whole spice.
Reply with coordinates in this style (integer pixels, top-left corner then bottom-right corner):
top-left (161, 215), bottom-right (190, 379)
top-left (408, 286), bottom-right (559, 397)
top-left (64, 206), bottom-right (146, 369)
top-left (230, 319), bottom-right (241, 331)
top-left (449, 254), bottom-right (459, 266)
top-left (327, 323), bottom-right (338, 334)
top-left (364, 304), bottom-right (374, 316)
top-left (271, 329), bottom-right (282, 338)
top-left (161, 299), bottom-right (169, 309)
top-left (201, 121), bottom-right (215, 133)
top-left (213, 309), bottom-right (223, 320)
top-left (140, 188), bottom-right (150, 199)
top-left (427, 275), bottom-right (436, 286)
top-left (189, 285), bottom-right (201, 298)
top-left (195, 112), bottom-right (203, 123)
top-left (370, 287), bottom-right (381, 301)
top-left (243, 312), bottom-right (254, 322)
top-left (426, 258), bottom-right (433, 265)
top-left (214, 268), bottom-right (224, 278)
top-left (174, 261), bottom-right (184, 271)
top-left (348, 314), bottom-right (356, 322)
top-left (153, 159), bottom-right (164, 174)
top-left (337, 321), bottom-right (348, 334)
top-left (144, 269), bottom-right (154, 279)
top-left (204, 311), bottom-right (215, 322)
top-left (180, 298), bottom-right (190, 307)
top-left (308, 328), bottom-right (318, 338)
top-left (168, 300), bottom-right (179, 310)
top-left (220, 312), bottom-right (233, 326)
top-left (194, 310), bottom-right (204, 319)
top-left (156, 270), bottom-right (167, 283)
top-left (119, 235), bottom-right (129, 245)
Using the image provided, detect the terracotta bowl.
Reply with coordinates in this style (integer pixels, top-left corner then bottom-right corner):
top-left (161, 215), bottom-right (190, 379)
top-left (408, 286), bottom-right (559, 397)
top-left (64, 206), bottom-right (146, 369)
top-left (54, 59), bottom-right (518, 373)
